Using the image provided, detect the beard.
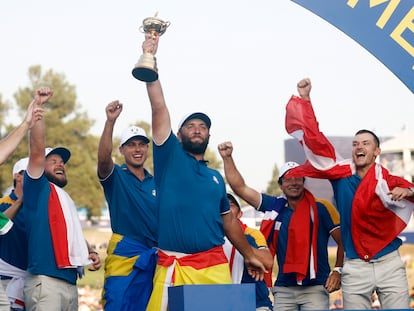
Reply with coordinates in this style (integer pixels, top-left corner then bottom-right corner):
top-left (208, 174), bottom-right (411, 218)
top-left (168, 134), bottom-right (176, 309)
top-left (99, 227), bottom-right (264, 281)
top-left (180, 135), bottom-right (209, 155)
top-left (45, 171), bottom-right (68, 188)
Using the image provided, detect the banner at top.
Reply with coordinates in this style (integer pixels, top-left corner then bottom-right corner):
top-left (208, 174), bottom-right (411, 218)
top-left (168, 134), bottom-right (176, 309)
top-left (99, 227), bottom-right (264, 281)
top-left (291, 0), bottom-right (414, 93)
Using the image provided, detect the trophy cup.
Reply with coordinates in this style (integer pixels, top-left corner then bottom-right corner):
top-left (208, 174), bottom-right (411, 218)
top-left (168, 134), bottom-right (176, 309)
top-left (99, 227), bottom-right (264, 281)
top-left (132, 13), bottom-right (170, 82)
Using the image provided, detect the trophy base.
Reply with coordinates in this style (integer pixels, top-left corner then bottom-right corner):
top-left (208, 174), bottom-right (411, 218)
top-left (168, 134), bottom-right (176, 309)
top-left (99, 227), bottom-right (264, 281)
top-left (132, 53), bottom-right (158, 82)
top-left (132, 67), bottom-right (159, 82)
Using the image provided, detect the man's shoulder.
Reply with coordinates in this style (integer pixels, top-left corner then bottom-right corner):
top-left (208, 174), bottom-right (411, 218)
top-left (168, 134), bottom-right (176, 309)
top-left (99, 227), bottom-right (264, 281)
top-left (314, 198), bottom-right (335, 209)
top-left (153, 131), bottom-right (177, 148)
top-left (261, 193), bottom-right (287, 211)
top-left (315, 197), bottom-right (340, 223)
top-left (244, 226), bottom-right (266, 248)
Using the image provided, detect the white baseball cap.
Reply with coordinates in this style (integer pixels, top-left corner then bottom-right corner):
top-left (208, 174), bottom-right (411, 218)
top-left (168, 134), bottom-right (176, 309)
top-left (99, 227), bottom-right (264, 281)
top-left (45, 147), bottom-right (71, 163)
top-left (12, 157), bottom-right (29, 175)
top-left (278, 161), bottom-right (300, 178)
top-left (227, 193), bottom-right (242, 211)
top-left (119, 125), bottom-right (150, 147)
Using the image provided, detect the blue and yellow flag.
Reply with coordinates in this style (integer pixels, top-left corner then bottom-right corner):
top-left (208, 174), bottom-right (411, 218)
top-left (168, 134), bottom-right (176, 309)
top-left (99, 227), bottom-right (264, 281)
top-left (291, 0), bottom-right (414, 93)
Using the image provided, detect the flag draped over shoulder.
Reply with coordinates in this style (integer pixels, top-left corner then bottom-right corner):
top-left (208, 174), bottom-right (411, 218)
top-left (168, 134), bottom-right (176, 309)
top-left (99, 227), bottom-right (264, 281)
top-left (259, 191), bottom-right (318, 285)
top-left (48, 183), bottom-right (90, 269)
top-left (283, 189), bottom-right (318, 283)
top-left (284, 95), bottom-right (414, 261)
top-left (352, 164), bottom-right (414, 260)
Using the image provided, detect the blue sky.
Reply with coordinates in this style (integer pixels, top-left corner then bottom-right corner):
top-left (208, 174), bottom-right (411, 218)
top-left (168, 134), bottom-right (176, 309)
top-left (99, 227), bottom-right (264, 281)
top-left (1, 0), bottom-right (413, 191)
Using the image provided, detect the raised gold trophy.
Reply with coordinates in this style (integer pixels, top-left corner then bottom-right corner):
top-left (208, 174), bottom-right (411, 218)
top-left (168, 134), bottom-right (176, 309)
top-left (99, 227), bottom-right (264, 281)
top-left (132, 13), bottom-right (170, 82)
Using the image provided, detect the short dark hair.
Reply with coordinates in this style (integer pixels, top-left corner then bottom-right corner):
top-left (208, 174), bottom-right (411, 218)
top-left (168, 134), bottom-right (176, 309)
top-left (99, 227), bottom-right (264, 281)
top-left (355, 129), bottom-right (380, 147)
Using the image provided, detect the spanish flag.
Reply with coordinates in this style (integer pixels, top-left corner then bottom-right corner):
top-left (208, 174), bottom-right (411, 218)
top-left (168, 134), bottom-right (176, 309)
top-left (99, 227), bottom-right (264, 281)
top-left (147, 246), bottom-right (231, 311)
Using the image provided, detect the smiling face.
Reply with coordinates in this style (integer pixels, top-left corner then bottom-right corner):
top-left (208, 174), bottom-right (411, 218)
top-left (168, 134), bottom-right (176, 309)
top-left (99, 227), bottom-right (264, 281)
top-left (352, 131), bottom-right (381, 174)
top-left (279, 177), bottom-right (305, 201)
top-left (119, 138), bottom-right (149, 168)
top-left (45, 154), bottom-right (67, 187)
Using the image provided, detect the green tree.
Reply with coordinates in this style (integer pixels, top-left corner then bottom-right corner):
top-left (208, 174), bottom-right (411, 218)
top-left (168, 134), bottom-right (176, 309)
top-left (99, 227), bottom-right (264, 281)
top-left (205, 148), bottom-right (222, 171)
top-left (0, 94), bottom-right (10, 136)
top-left (265, 163), bottom-right (282, 196)
top-left (11, 65), bottom-right (104, 216)
top-left (0, 94), bottom-right (14, 192)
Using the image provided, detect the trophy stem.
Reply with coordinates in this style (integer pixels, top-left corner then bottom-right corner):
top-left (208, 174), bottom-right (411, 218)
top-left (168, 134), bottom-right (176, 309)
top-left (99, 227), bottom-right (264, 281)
top-left (132, 53), bottom-right (158, 82)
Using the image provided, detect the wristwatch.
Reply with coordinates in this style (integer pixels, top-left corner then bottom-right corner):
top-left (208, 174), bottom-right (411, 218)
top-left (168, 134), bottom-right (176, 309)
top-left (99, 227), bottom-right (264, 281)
top-left (333, 267), bottom-right (342, 274)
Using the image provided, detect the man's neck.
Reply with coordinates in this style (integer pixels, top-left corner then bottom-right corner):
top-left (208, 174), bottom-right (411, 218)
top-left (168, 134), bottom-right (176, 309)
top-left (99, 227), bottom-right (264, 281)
top-left (191, 153), bottom-right (205, 161)
top-left (356, 162), bottom-right (375, 178)
top-left (128, 165), bottom-right (146, 180)
top-left (287, 193), bottom-right (305, 211)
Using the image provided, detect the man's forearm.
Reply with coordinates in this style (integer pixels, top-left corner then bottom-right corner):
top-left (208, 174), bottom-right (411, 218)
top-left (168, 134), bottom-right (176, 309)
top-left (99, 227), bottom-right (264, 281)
top-left (0, 121), bottom-right (30, 165)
